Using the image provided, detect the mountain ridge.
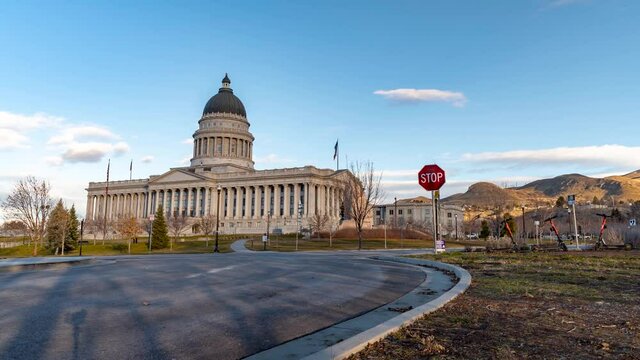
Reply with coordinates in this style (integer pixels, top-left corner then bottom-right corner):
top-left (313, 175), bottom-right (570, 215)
top-left (443, 169), bottom-right (640, 207)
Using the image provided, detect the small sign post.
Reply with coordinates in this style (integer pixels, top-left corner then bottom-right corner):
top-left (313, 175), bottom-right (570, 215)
top-left (418, 164), bottom-right (446, 253)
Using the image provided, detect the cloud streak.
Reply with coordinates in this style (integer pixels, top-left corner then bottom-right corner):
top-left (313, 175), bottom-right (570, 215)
top-left (374, 88), bottom-right (467, 107)
top-left (462, 145), bottom-right (640, 169)
top-left (0, 111), bottom-right (64, 150)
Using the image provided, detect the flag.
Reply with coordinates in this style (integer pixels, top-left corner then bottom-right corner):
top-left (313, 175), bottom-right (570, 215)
top-left (333, 140), bottom-right (338, 160)
top-left (129, 159), bottom-right (132, 172)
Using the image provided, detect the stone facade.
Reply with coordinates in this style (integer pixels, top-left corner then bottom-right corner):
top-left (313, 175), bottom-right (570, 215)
top-left (85, 75), bottom-right (349, 234)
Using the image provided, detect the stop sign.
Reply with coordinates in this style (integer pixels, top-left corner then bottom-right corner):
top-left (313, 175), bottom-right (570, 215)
top-left (418, 164), bottom-right (446, 191)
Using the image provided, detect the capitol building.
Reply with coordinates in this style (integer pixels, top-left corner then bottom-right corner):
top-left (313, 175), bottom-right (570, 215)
top-left (85, 75), bottom-right (349, 234)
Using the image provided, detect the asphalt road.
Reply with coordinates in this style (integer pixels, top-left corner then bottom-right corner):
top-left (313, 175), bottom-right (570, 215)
top-left (0, 252), bottom-right (424, 360)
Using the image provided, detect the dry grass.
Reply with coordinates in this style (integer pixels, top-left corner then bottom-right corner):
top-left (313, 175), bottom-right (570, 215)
top-left (349, 251), bottom-right (640, 359)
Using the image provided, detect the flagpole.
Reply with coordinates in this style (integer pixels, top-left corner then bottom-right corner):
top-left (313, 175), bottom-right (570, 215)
top-left (104, 158), bottom-right (110, 240)
top-left (129, 159), bottom-right (132, 181)
top-left (336, 139), bottom-right (339, 170)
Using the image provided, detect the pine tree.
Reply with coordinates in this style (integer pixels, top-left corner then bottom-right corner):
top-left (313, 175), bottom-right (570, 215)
top-left (65, 205), bottom-right (79, 251)
top-left (45, 200), bottom-right (68, 254)
top-left (151, 206), bottom-right (169, 249)
top-left (555, 196), bottom-right (566, 208)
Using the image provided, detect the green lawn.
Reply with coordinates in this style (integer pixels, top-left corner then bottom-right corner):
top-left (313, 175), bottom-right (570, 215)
top-left (0, 237), bottom-right (240, 257)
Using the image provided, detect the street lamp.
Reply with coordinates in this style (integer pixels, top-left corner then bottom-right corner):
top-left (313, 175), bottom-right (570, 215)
top-left (214, 185), bottom-right (221, 253)
top-left (296, 201), bottom-right (303, 251)
top-left (265, 209), bottom-right (273, 251)
top-left (454, 213), bottom-right (458, 240)
top-left (394, 197), bottom-right (398, 229)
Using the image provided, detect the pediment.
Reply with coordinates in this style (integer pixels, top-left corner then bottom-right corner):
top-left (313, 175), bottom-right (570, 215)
top-left (149, 169), bottom-right (209, 184)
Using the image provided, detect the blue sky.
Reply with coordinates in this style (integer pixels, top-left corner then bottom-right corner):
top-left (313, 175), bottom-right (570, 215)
top-left (1, 0), bottom-right (639, 217)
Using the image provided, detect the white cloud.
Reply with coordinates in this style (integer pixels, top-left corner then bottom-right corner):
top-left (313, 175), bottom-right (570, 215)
top-left (0, 129), bottom-right (29, 150)
top-left (182, 138), bottom-right (193, 145)
top-left (45, 156), bottom-right (64, 166)
top-left (178, 156), bottom-right (191, 165)
top-left (462, 145), bottom-right (640, 169)
top-left (59, 141), bottom-right (129, 163)
top-left (0, 111), bottom-right (64, 150)
top-left (45, 124), bottom-right (129, 165)
top-left (0, 111), bottom-right (63, 131)
top-left (374, 88), bottom-right (467, 107)
top-left (141, 155), bottom-right (154, 163)
top-left (548, 0), bottom-right (588, 7)
top-left (48, 125), bottom-right (117, 145)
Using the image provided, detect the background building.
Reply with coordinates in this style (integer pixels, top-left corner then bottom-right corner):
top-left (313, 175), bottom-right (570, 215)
top-left (373, 196), bottom-right (464, 238)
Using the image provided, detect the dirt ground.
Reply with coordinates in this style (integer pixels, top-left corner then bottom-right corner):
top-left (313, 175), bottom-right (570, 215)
top-left (349, 251), bottom-right (640, 359)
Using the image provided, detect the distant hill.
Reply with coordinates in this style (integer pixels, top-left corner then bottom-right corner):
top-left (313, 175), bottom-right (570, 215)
top-left (444, 182), bottom-right (525, 206)
top-left (443, 170), bottom-right (640, 207)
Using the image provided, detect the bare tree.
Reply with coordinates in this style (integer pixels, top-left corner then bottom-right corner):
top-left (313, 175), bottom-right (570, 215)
top-left (115, 216), bottom-right (139, 254)
top-left (309, 213), bottom-right (329, 239)
top-left (198, 215), bottom-right (215, 247)
top-left (1, 176), bottom-right (53, 256)
top-left (327, 216), bottom-right (340, 247)
top-left (344, 161), bottom-right (384, 250)
top-left (168, 214), bottom-right (190, 250)
top-left (83, 219), bottom-right (99, 245)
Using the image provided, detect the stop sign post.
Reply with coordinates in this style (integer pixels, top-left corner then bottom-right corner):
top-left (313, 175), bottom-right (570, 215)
top-left (418, 164), bottom-right (446, 252)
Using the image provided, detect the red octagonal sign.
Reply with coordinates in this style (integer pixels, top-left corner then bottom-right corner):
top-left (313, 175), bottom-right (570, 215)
top-left (418, 164), bottom-right (446, 191)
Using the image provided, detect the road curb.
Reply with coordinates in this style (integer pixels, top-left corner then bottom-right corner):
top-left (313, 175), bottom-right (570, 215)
top-left (0, 257), bottom-right (95, 273)
top-left (302, 257), bottom-right (471, 360)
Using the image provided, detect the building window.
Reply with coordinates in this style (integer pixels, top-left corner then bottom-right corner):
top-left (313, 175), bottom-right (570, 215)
top-left (398, 209), bottom-right (403, 215)
top-left (407, 209), bottom-right (412, 215)
top-left (447, 212), bottom-right (452, 218)
top-left (376, 210), bottom-right (381, 216)
top-left (389, 210), bottom-right (394, 215)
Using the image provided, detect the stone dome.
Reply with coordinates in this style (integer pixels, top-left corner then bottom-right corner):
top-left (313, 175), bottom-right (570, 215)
top-left (202, 74), bottom-right (247, 117)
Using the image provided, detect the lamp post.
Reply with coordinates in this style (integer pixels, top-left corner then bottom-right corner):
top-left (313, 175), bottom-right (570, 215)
top-left (265, 209), bottom-right (272, 251)
top-left (296, 201), bottom-right (303, 251)
top-left (455, 213), bottom-right (458, 240)
top-left (214, 185), bottom-right (221, 253)
top-left (394, 197), bottom-right (398, 229)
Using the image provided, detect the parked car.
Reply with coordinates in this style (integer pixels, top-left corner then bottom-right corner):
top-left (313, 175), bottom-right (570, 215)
top-left (466, 233), bottom-right (479, 240)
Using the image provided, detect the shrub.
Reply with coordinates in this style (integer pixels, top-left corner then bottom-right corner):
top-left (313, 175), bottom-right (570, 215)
top-left (111, 243), bottom-right (128, 253)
